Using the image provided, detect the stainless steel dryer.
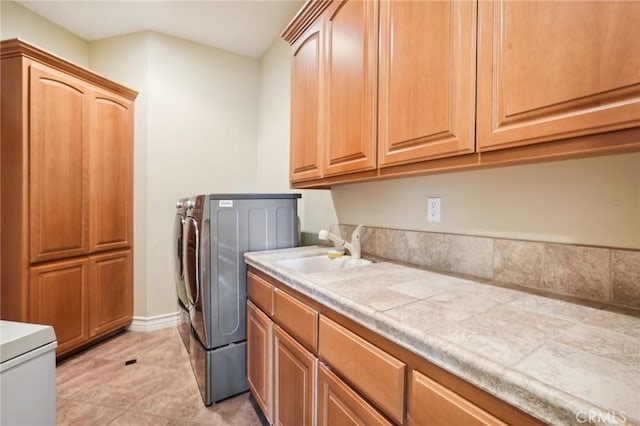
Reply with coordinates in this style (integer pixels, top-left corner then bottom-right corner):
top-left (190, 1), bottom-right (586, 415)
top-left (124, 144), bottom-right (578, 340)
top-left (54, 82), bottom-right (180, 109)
top-left (183, 193), bottom-right (300, 405)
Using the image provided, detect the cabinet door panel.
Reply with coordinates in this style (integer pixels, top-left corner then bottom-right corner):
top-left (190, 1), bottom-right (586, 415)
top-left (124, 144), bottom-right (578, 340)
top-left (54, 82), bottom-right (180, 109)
top-left (274, 287), bottom-right (318, 352)
top-left (29, 63), bottom-right (89, 263)
top-left (89, 250), bottom-right (132, 337)
top-left (247, 272), bottom-right (274, 316)
top-left (30, 258), bottom-right (89, 355)
top-left (317, 363), bottom-right (392, 426)
top-left (324, 0), bottom-right (377, 176)
top-left (319, 316), bottom-right (406, 424)
top-left (477, 1), bottom-right (640, 151)
top-left (378, 0), bottom-right (476, 166)
top-left (409, 370), bottom-right (506, 426)
top-left (247, 301), bottom-right (273, 423)
top-left (273, 325), bottom-right (316, 426)
top-left (90, 89), bottom-right (133, 252)
top-left (290, 20), bottom-right (324, 182)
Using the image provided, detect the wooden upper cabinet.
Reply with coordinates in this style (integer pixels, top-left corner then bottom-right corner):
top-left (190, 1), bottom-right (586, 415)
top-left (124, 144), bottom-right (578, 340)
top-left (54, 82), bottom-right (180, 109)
top-left (290, 19), bottom-right (324, 182)
top-left (29, 63), bottom-right (90, 263)
top-left (378, 0), bottom-right (476, 167)
top-left (89, 89), bottom-right (134, 252)
top-left (477, 1), bottom-right (640, 151)
top-left (323, 0), bottom-right (378, 176)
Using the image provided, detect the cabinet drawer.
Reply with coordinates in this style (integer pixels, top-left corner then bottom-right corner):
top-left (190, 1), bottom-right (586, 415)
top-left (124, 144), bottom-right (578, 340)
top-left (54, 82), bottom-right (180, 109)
top-left (318, 316), bottom-right (406, 423)
top-left (318, 363), bottom-right (392, 426)
top-left (273, 288), bottom-right (318, 352)
top-left (247, 272), bottom-right (274, 315)
top-left (410, 370), bottom-right (507, 426)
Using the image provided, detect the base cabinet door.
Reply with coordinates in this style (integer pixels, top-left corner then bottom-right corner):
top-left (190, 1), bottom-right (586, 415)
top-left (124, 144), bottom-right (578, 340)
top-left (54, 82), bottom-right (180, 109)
top-left (317, 363), bottom-right (392, 426)
top-left (409, 370), bottom-right (506, 426)
top-left (273, 325), bottom-right (316, 426)
top-left (29, 258), bottom-right (89, 355)
top-left (89, 250), bottom-right (132, 337)
top-left (247, 301), bottom-right (273, 423)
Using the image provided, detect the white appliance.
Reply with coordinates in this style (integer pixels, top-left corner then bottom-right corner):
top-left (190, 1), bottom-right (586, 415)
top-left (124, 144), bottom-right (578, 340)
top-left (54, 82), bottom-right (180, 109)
top-left (1, 320), bottom-right (57, 425)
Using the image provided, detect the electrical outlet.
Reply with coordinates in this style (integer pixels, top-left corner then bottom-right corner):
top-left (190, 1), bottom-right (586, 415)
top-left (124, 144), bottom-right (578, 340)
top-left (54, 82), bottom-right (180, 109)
top-left (427, 197), bottom-right (441, 222)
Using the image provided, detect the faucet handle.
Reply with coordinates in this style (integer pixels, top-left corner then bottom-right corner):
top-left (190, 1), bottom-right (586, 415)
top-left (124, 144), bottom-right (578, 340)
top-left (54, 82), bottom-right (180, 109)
top-left (351, 225), bottom-right (363, 242)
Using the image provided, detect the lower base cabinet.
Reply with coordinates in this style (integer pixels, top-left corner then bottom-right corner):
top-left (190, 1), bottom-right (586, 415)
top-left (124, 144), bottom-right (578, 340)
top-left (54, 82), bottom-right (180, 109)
top-left (317, 363), bottom-right (392, 426)
top-left (247, 301), bottom-right (273, 423)
top-left (246, 269), bottom-right (541, 426)
top-left (273, 324), bottom-right (316, 426)
top-left (29, 258), bottom-right (89, 355)
top-left (89, 250), bottom-right (132, 337)
top-left (409, 370), bottom-right (506, 426)
top-left (28, 250), bottom-right (132, 356)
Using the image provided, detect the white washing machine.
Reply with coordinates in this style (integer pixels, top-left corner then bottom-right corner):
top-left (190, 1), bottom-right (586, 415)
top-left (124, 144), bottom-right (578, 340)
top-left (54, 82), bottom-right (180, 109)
top-left (1, 320), bottom-right (57, 425)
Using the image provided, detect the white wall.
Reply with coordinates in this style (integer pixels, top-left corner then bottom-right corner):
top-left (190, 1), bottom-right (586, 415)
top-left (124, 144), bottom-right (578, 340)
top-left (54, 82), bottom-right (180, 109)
top-left (255, 38), bottom-right (338, 235)
top-left (332, 152), bottom-right (640, 249)
top-left (145, 33), bottom-right (260, 316)
top-left (0, 1), bottom-right (89, 66)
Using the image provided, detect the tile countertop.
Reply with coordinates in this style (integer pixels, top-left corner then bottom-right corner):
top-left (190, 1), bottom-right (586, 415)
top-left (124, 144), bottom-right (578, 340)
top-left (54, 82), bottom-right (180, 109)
top-left (244, 246), bottom-right (640, 426)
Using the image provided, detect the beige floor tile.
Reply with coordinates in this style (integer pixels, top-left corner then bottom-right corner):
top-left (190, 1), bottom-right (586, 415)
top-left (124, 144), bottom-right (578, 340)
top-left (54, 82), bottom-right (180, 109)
top-left (108, 411), bottom-right (176, 426)
top-left (57, 326), bottom-right (260, 425)
top-left (57, 398), bottom-right (124, 425)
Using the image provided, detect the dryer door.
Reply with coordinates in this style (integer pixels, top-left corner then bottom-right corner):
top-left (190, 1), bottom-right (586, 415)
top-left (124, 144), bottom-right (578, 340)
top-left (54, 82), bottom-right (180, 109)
top-left (174, 212), bottom-right (188, 308)
top-left (184, 215), bottom-right (200, 310)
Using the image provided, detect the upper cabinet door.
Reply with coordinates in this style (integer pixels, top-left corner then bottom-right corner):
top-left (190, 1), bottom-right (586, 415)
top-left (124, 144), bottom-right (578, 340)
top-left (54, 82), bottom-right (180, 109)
top-left (477, 1), bottom-right (640, 151)
top-left (378, 0), bottom-right (477, 167)
top-left (89, 89), bottom-right (134, 252)
top-left (29, 63), bottom-right (90, 263)
top-left (290, 20), bottom-right (324, 183)
top-left (323, 0), bottom-right (378, 176)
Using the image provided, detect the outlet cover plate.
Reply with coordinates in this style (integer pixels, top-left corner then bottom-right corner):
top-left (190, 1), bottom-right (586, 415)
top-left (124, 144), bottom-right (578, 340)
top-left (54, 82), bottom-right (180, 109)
top-left (428, 197), bottom-right (441, 222)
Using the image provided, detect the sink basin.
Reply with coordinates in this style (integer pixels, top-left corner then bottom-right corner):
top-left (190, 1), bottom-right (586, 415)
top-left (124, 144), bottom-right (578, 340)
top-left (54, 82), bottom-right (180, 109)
top-left (277, 255), bottom-right (372, 274)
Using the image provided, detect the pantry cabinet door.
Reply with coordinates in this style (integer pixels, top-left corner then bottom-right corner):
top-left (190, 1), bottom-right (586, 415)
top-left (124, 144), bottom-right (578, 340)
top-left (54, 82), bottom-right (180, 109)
top-left (89, 88), bottom-right (134, 253)
top-left (378, 0), bottom-right (476, 167)
top-left (290, 19), bottom-right (324, 183)
top-left (89, 250), bottom-right (133, 337)
top-left (29, 63), bottom-right (90, 263)
top-left (323, 0), bottom-right (378, 176)
top-left (30, 258), bottom-right (89, 355)
top-left (477, 1), bottom-right (640, 151)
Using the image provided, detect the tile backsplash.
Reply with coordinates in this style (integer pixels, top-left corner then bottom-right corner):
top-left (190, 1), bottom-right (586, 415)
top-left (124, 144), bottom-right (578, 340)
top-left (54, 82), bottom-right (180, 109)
top-left (331, 224), bottom-right (640, 310)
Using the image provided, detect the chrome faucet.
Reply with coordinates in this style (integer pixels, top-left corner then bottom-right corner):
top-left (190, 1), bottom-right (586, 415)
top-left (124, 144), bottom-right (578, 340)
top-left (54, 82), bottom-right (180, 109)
top-left (318, 225), bottom-right (363, 259)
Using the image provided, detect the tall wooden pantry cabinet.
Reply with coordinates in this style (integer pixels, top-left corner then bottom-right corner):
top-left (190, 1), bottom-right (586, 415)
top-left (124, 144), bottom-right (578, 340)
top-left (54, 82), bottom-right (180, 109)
top-left (1, 39), bottom-right (137, 357)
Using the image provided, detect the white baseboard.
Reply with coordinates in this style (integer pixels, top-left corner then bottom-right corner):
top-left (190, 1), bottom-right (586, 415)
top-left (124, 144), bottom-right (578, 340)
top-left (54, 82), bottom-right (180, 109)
top-left (127, 311), bottom-right (183, 332)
